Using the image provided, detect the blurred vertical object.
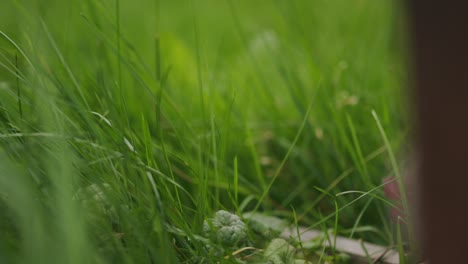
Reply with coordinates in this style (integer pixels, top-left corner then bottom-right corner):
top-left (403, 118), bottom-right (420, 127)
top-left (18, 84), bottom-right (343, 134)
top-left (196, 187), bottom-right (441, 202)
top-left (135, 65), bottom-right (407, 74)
top-left (407, 1), bottom-right (468, 263)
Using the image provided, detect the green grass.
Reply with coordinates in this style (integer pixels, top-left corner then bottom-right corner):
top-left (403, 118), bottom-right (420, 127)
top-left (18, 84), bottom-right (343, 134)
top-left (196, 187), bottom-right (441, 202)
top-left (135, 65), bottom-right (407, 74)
top-left (0, 0), bottom-right (409, 263)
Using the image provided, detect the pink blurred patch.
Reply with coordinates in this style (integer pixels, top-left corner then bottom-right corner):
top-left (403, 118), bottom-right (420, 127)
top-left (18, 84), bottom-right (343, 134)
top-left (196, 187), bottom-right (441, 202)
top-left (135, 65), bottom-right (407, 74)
top-left (383, 176), bottom-right (405, 223)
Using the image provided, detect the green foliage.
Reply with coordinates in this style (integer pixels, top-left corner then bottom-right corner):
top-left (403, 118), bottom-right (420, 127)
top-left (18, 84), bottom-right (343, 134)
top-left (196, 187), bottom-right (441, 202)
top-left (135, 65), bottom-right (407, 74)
top-left (200, 211), bottom-right (351, 264)
top-left (203, 210), bottom-right (248, 247)
top-left (0, 0), bottom-right (408, 263)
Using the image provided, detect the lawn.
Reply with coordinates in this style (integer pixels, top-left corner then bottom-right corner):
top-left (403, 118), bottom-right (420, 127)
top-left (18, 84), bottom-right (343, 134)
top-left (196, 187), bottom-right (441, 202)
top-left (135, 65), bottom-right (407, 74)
top-left (0, 0), bottom-right (409, 263)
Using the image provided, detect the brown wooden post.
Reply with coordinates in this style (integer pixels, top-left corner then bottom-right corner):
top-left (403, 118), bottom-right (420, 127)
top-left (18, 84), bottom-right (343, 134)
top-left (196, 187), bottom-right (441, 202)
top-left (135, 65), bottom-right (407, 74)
top-left (407, 2), bottom-right (468, 263)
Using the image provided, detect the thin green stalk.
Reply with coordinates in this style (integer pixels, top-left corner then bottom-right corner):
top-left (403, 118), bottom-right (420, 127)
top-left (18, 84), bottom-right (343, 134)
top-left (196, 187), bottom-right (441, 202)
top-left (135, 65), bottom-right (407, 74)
top-left (292, 207), bottom-right (306, 260)
top-left (156, 80), bottom-right (183, 212)
top-left (359, 239), bottom-right (373, 264)
top-left (0, 31), bottom-right (35, 70)
top-left (372, 110), bottom-right (408, 215)
top-left (233, 156), bottom-right (239, 213)
top-left (189, 0), bottom-right (206, 123)
top-left (332, 200), bottom-right (338, 257)
top-left (346, 114), bottom-right (370, 186)
top-left (116, 0), bottom-right (122, 88)
top-left (41, 22), bottom-right (90, 110)
top-left (253, 102), bottom-right (312, 212)
top-left (155, 36), bottom-right (161, 82)
top-left (372, 110), bottom-right (415, 251)
top-left (303, 178), bottom-right (401, 233)
top-left (115, 0), bottom-right (130, 130)
top-left (349, 197), bottom-right (374, 239)
top-left (155, 0), bottom-right (161, 81)
top-left (246, 126), bottom-right (266, 190)
top-left (397, 217), bottom-right (406, 264)
top-left (15, 53), bottom-right (22, 118)
top-left (210, 114), bottom-right (220, 204)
